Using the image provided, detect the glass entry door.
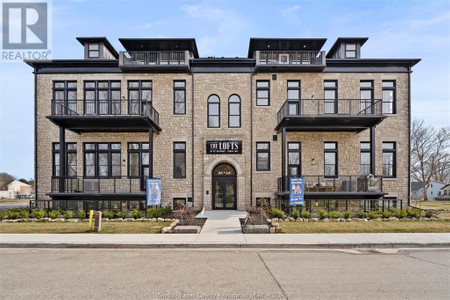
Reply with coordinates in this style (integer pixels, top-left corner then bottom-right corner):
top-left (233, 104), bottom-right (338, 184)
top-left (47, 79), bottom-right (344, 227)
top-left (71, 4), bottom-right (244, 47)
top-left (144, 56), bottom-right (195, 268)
top-left (212, 163), bottom-right (237, 210)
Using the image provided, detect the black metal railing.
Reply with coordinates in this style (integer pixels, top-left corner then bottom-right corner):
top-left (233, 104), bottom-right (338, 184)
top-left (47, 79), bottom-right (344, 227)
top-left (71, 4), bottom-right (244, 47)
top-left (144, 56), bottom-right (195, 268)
top-left (120, 51), bottom-right (188, 66)
top-left (277, 99), bottom-right (383, 124)
top-left (50, 99), bottom-right (159, 126)
top-left (256, 50), bottom-right (326, 66)
top-left (277, 175), bottom-right (383, 193)
top-left (51, 176), bottom-right (147, 193)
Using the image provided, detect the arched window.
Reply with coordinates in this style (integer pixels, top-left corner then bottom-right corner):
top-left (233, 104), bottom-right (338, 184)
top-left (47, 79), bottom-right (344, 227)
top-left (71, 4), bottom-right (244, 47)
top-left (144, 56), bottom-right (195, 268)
top-left (208, 95), bottom-right (220, 128)
top-left (228, 94), bottom-right (241, 128)
top-left (213, 163), bottom-right (236, 176)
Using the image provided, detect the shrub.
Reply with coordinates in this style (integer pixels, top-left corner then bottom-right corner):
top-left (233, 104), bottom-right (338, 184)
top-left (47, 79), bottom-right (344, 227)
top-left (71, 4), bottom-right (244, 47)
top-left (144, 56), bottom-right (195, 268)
top-left (290, 209), bottom-right (301, 220)
top-left (102, 211), bottom-right (114, 219)
top-left (269, 208), bottom-right (285, 219)
top-left (301, 211), bottom-right (311, 219)
top-left (381, 211), bottom-right (393, 219)
top-left (64, 211), bottom-right (74, 219)
top-left (78, 210), bottom-right (86, 219)
top-left (47, 210), bottom-right (59, 219)
top-left (132, 209), bottom-right (141, 219)
top-left (357, 211), bottom-right (367, 218)
top-left (7, 210), bottom-right (19, 219)
top-left (412, 209), bottom-right (424, 218)
top-left (368, 211), bottom-right (379, 219)
top-left (18, 209), bottom-right (29, 219)
top-left (425, 210), bottom-right (437, 218)
top-left (115, 210), bottom-right (127, 219)
top-left (342, 211), bottom-right (352, 219)
top-left (317, 209), bottom-right (328, 220)
top-left (31, 209), bottom-right (45, 219)
top-left (405, 208), bottom-right (413, 217)
top-left (395, 209), bottom-right (407, 219)
top-left (0, 210), bottom-right (6, 220)
top-left (330, 211), bottom-right (341, 219)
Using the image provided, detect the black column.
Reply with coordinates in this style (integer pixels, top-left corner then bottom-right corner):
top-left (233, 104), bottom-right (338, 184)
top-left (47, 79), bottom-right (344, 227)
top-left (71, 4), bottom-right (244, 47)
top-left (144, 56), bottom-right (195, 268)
top-left (59, 127), bottom-right (66, 192)
top-left (149, 127), bottom-right (154, 178)
top-left (370, 126), bottom-right (376, 175)
top-left (281, 127), bottom-right (286, 190)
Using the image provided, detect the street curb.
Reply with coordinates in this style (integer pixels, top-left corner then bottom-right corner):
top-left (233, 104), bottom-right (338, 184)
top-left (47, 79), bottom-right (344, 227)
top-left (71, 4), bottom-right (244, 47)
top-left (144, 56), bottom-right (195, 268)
top-left (1, 242), bottom-right (450, 249)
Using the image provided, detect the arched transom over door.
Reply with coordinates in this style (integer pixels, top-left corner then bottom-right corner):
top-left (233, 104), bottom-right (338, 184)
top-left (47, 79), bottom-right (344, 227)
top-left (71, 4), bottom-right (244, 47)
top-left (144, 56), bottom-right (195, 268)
top-left (212, 163), bottom-right (237, 210)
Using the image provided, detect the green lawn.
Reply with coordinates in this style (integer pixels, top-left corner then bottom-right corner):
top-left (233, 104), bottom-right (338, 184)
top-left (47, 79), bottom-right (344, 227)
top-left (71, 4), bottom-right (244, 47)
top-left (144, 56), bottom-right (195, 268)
top-left (279, 220), bottom-right (450, 234)
top-left (410, 200), bottom-right (450, 210)
top-left (0, 221), bottom-right (171, 234)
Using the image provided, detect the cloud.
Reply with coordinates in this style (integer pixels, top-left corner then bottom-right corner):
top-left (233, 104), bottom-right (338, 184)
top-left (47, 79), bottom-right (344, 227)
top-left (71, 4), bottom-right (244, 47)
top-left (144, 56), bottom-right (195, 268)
top-left (280, 4), bottom-right (302, 27)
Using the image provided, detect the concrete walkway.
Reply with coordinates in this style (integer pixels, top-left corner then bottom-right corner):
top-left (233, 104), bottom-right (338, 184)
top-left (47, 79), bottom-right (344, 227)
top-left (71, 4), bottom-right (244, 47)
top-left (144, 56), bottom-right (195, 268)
top-left (196, 210), bottom-right (247, 242)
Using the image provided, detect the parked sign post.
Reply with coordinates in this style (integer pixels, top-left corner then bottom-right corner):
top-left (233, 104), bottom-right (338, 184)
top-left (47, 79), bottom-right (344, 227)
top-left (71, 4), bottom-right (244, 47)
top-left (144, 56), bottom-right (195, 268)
top-left (146, 178), bottom-right (161, 207)
top-left (289, 177), bottom-right (304, 206)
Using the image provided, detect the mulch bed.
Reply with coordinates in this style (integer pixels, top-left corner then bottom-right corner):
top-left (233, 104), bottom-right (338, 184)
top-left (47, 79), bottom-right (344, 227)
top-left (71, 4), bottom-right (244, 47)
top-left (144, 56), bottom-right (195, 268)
top-left (239, 211), bottom-right (270, 226)
top-left (162, 210), bottom-right (206, 228)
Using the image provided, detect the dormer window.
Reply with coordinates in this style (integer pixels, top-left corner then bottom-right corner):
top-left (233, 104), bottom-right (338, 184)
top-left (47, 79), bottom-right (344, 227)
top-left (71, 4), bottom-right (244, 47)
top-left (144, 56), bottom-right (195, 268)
top-left (88, 43), bottom-right (100, 58)
top-left (345, 43), bottom-right (356, 58)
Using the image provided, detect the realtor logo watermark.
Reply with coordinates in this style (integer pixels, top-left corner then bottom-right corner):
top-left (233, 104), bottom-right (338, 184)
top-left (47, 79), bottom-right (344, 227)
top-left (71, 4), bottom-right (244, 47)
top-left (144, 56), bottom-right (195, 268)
top-left (1, 0), bottom-right (52, 61)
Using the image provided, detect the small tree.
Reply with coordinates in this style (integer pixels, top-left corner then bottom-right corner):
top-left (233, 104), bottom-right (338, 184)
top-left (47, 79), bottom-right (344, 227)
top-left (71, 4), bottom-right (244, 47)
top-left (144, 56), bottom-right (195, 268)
top-left (411, 119), bottom-right (449, 200)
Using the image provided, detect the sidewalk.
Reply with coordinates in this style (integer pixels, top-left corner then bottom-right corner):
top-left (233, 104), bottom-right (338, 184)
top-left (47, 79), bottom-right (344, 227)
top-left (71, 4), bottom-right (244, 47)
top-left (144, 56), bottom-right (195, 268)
top-left (1, 210), bottom-right (450, 248)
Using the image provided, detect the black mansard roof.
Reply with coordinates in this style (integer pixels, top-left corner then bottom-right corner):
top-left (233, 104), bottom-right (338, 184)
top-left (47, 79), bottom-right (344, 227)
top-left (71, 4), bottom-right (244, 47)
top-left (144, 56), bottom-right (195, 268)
top-left (247, 38), bottom-right (327, 58)
top-left (119, 38), bottom-right (199, 58)
top-left (76, 37), bottom-right (119, 58)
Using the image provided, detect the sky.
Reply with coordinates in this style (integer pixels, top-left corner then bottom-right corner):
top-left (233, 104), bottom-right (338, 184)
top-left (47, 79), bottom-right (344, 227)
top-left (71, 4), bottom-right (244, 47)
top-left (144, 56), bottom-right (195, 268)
top-left (0, 0), bottom-right (449, 179)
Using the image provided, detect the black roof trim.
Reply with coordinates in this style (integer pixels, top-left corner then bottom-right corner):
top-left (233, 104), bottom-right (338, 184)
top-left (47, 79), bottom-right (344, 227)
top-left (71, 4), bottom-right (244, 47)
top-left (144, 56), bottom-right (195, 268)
top-left (76, 37), bottom-right (119, 58)
top-left (119, 38), bottom-right (199, 58)
top-left (25, 59), bottom-right (119, 68)
top-left (326, 37), bottom-right (368, 58)
top-left (326, 58), bottom-right (421, 67)
top-left (248, 38), bottom-right (327, 58)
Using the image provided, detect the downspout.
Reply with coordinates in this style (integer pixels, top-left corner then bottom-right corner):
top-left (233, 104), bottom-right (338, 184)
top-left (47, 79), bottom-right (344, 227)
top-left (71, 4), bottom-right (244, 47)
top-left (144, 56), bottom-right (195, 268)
top-left (191, 66), bottom-right (195, 208)
top-left (250, 67), bottom-right (254, 208)
top-left (34, 67), bottom-right (38, 202)
top-left (408, 65), bottom-right (412, 207)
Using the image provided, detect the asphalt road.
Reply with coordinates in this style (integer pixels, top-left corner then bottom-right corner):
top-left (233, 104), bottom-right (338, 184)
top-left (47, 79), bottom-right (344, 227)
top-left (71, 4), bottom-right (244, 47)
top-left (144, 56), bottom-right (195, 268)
top-left (1, 248), bottom-right (449, 299)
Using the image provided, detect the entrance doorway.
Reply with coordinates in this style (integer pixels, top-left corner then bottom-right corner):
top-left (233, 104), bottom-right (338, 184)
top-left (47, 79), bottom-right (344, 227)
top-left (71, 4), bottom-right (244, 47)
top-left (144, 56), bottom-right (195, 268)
top-left (212, 163), bottom-right (237, 210)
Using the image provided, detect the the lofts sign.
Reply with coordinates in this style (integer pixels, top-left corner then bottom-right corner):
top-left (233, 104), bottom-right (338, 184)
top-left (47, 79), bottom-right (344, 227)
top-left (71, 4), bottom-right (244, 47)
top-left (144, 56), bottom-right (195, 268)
top-left (206, 140), bottom-right (242, 154)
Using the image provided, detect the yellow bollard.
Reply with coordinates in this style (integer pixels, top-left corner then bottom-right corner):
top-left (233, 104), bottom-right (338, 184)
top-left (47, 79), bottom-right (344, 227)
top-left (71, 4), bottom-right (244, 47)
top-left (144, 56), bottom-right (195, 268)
top-left (88, 210), bottom-right (94, 231)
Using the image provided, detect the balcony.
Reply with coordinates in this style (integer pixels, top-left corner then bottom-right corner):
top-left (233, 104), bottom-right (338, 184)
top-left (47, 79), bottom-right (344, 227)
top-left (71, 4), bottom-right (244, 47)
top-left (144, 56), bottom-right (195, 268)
top-left (275, 99), bottom-right (386, 132)
top-left (255, 50), bottom-right (326, 71)
top-left (277, 175), bottom-right (386, 199)
top-left (47, 99), bottom-right (161, 133)
top-left (119, 51), bottom-right (190, 71)
top-left (48, 176), bottom-right (146, 200)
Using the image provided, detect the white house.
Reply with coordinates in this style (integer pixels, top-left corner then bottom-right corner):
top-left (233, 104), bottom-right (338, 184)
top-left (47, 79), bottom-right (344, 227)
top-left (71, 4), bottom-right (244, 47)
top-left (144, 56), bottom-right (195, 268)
top-left (3, 180), bottom-right (32, 198)
top-left (410, 181), bottom-right (445, 200)
top-left (436, 184), bottom-right (450, 200)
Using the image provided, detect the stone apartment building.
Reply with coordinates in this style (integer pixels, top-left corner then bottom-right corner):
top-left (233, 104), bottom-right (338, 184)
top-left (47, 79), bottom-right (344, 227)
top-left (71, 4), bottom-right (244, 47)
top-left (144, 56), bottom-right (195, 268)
top-left (26, 37), bottom-right (420, 212)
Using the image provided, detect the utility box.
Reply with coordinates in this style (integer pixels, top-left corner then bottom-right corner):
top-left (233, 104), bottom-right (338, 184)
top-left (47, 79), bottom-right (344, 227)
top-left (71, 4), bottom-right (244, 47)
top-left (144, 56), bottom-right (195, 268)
top-left (94, 211), bottom-right (102, 232)
top-left (357, 176), bottom-right (368, 192)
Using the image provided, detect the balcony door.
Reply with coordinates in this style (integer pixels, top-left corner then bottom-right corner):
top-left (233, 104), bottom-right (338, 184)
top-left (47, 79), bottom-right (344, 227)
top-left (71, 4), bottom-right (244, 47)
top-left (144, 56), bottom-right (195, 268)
top-left (324, 81), bottom-right (338, 114)
top-left (288, 142), bottom-right (302, 178)
top-left (128, 81), bottom-right (152, 115)
top-left (287, 81), bottom-right (301, 115)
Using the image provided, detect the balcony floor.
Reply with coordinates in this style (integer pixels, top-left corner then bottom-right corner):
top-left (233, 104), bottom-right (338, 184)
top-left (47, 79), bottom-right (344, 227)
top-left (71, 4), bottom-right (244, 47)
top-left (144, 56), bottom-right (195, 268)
top-left (275, 115), bottom-right (386, 132)
top-left (47, 115), bottom-right (161, 133)
top-left (276, 191), bottom-right (387, 199)
top-left (47, 192), bottom-right (145, 201)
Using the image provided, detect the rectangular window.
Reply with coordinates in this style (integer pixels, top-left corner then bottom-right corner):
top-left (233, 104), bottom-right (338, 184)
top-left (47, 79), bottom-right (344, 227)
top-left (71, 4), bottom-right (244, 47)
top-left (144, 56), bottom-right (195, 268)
top-left (345, 43), bottom-right (356, 58)
top-left (360, 142), bottom-right (371, 175)
top-left (173, 80), bottom-right (186, 115)
top-left (382, 80), bottom-right (396, 114)
top-left (88, 43), bottom-right (100, 58)
top-left (256, 80), bottom-right (270, 106)
top-left (83, 143), bottom-right (121, 178)
top-left (127, 142), bottom-right (150, 179)
top-left (324, 142), bottom-right (338, 177)
top-left (53, 81), bottom-right (77, 115)
top-left (287, 81), bottom-right (301, 115)
top-left (324, 80), bottom-right (338, 114)
top-left (383, 142), bottom-right (396, 178)
top-left (173, 142), bottom-right (186, 178)
top-left (288, 142), bottom-right (301, 177)
top-left (52, 143), bottom-right (77, 177)
top-left (256, 142), bottom-right (270, 171)
top-left (128, 80), bottom-right (152, 115)
top-left (84, 81), bottom-right (121, 115)
top-left (360, 80), bottom-right (374, 114)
